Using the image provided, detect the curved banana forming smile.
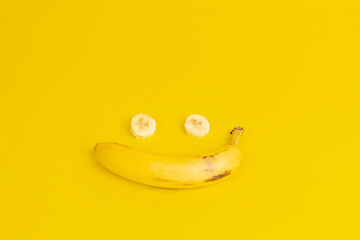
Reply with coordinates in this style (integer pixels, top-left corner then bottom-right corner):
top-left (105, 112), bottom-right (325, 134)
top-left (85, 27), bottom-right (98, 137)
top-left (94, 127), bottom-right (244, 188)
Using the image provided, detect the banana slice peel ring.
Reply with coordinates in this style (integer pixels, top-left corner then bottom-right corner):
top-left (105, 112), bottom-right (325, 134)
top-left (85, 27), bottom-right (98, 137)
top-left (94, 127), bottom-right (244, 188)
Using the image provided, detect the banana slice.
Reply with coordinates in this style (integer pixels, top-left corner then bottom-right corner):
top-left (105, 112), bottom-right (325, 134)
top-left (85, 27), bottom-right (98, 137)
top-left (130, 114), bottom-right (156, 139)
top-left (184, 114), bottom-right (210, 137)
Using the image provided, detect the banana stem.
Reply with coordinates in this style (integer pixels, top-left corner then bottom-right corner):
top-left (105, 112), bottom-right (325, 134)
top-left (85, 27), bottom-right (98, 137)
top-left (230, 126), bottom-right (244, 146)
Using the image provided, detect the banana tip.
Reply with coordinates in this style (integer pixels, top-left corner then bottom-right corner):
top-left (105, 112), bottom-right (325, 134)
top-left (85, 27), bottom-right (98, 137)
top-left (94, 143), bottom-right (99, 151)
top-left (230, 126), bottom-right (244, 134)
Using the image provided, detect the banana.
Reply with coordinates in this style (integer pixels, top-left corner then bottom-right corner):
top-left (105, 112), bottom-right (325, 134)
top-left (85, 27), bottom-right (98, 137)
top-left (130, 114), bottom-right (156, 139)
top-left (94, 127), bottom-right (244, 188)
top-left (184, 114), bottom-right (210, 137)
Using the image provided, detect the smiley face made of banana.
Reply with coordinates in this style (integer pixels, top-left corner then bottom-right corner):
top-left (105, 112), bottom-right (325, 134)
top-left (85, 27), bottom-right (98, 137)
top-left (94, 114), bottom-right (244, 188)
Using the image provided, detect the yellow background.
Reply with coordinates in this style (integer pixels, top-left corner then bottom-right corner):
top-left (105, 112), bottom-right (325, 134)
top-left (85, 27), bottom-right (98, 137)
top-left (1, 0), bottom-right (359, 239)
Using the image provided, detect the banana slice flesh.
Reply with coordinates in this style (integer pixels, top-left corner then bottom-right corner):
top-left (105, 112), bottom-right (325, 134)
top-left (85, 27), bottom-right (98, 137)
top-left (184, 114), bottom-right (210, 137)
top-left (130, 114), bottom-right (156, 139)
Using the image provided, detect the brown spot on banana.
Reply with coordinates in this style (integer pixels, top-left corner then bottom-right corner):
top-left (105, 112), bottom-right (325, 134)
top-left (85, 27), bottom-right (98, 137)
top-left (202, 154), bottom-right (215, 159)
top-left (204, 170), bottom-right (231, 182)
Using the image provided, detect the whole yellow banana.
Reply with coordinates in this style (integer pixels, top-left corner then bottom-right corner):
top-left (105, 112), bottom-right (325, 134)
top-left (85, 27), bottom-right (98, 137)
top-left (94, 127), bottom-right (243, 188)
